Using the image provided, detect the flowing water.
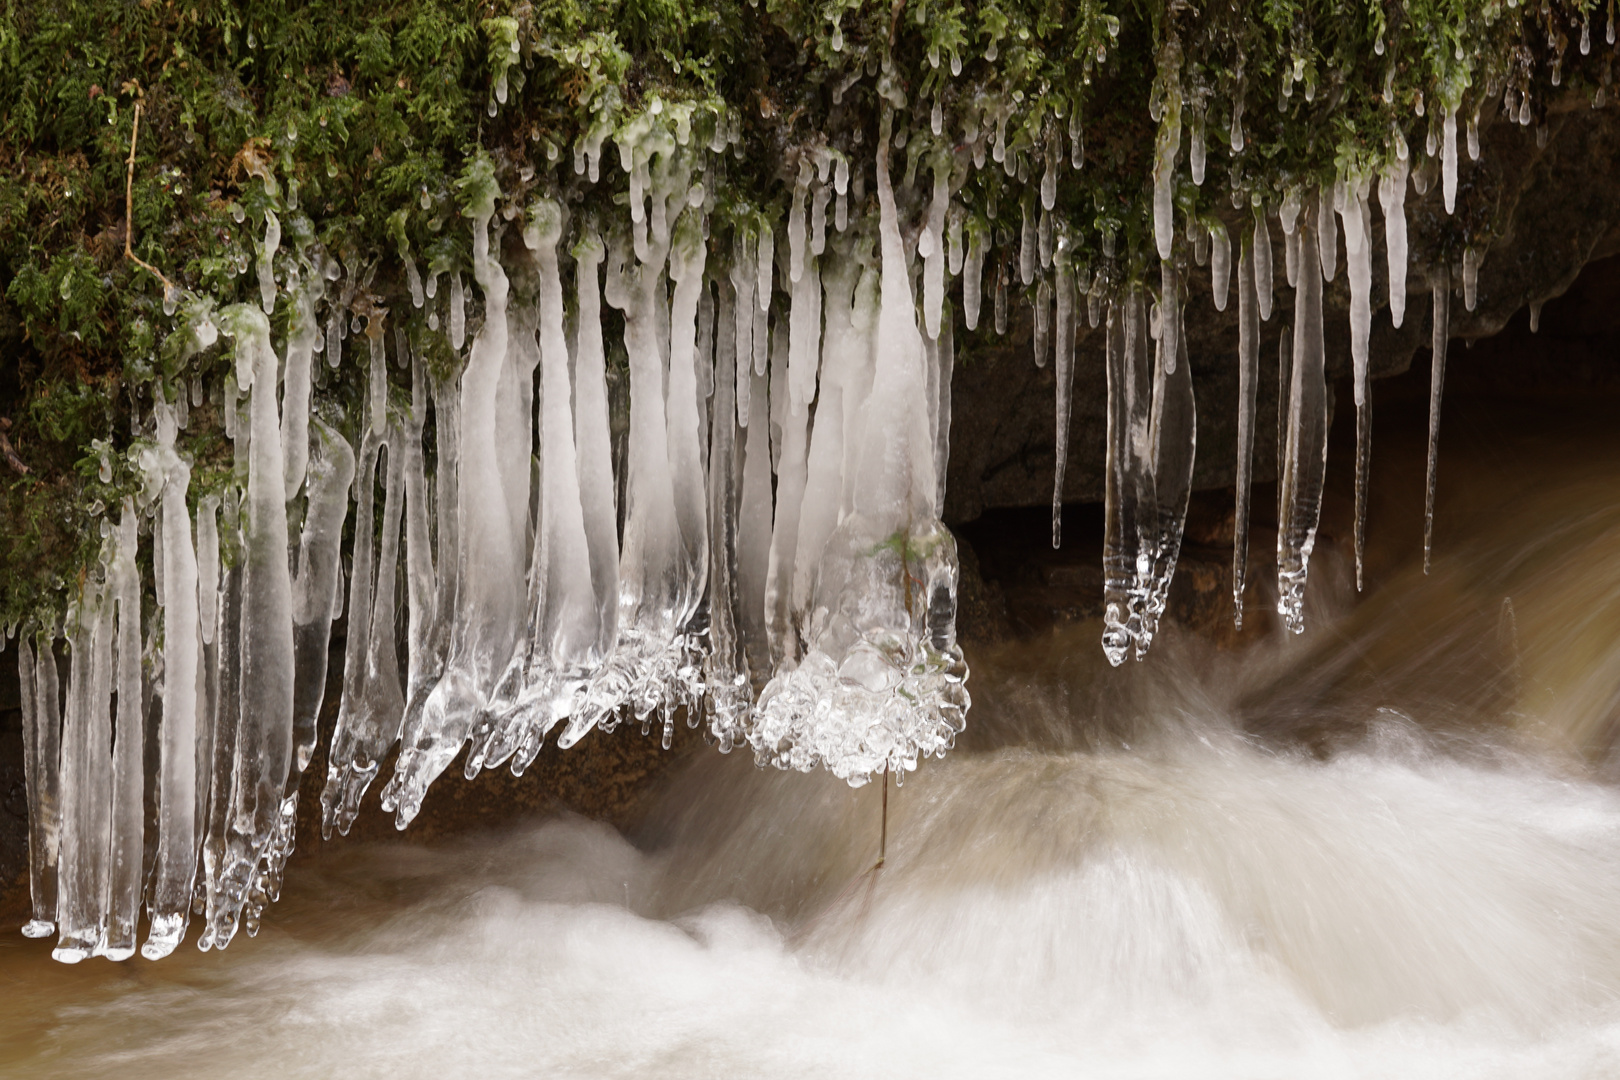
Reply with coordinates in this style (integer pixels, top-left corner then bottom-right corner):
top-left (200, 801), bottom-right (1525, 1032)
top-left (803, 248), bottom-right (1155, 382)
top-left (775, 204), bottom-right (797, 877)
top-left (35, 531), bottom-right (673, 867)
top-left (8, 394), bottom-right (1620, 1077)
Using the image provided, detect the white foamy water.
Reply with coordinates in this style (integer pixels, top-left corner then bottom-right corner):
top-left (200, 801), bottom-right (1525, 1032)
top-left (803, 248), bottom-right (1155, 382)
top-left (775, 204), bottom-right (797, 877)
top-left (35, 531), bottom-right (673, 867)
top-left (9, 697), bottom-right (1620, 1079)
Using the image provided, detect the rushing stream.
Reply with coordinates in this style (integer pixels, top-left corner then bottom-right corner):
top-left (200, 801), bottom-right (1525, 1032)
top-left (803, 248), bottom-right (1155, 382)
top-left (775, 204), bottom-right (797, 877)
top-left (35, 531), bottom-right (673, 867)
top-left (8, 394), bottom-right (1620, 1077)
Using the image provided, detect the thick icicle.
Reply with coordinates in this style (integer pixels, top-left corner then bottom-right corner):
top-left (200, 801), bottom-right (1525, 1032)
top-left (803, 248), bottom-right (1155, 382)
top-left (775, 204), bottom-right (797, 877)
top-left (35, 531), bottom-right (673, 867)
top-left (704, 277), bottom-right (751, 748)
top-left (1052, 259), bottom-right (1076, 547)
top-left (384, 164), bottom-right (521, 826)
top-left (1318, 186), bottom-right (1339, 282)
top-left (1442, 104), bottom-right (1459, 214)
top-left (731, 229), bottom-right (757, 426)
top-left (1101, 293), bottom-right (1148, 666)
top-left (1424, 267), bottom-right (1451, 574)
top-left (289, 420), bottom-right (355, 776)
top-left (1153, 88), bottom-right (1182, 260)
top-left (142, 405), bottom-right (201, 960)
top-left (18, 636), bottom-right (61, 939)
top-left (1033, 278), bottom-right (1051, 368)
top-left (749, 114), bottom-right (967, 785)
top-left (103, 502), bottom-right (143, 961)
top-left (737, 361), bottom-right (774, 680)
top-left (572, 230), bottom-right (620, 659)
top-left (963, 223), bottom-right (985, 331)
top-left (53, 573), bottom-right (112, 963)
top-left (483, 197), bottom-right (612, 770)
top-left (1379, 155), bottom-right (1410, 328)
top-left (320, 412), bottom-right (402, 836)
top-left (1232, 235), bottom-right (1260, 628)
top-left (1277, 209), bottom-right (1330, 634)
top-left (1210, 220), bottom-right (1231, 312)
top-left (280, 275), bottom-right (319, 500)
top-left (562, 145), bottom-right (704, 747)
top-left (203, 304), bottom-right (296, 948)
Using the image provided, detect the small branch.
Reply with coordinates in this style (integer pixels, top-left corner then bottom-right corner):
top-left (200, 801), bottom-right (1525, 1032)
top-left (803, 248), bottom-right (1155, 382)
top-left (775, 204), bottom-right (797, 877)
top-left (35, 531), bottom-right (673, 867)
top-left (124, 102), bottom-right (178, 296)
top-left (0, 419), bottom-right (30, 476)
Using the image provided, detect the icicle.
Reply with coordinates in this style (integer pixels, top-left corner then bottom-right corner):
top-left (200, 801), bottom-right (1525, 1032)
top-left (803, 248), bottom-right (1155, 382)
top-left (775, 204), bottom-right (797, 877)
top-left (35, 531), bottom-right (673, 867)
top-left (1424, 267), bottom-right (1451, 574)
top-left (704, 276), bottom-right (751, 748)
top-left (1442, 103), bottom-right (1459, 214)
top-left (757, 221), bottom-right (775, 312)
top-left (449, 271), bottom-right (466, 350)
top-left (1232, 235), bottom-right (1259, 628)
top-left (923, 157), bottom-right (948, 339)
top-left (572, 230), bottom-right (620, 660)
top-left (1318, 186), bottom-right (1339, 282)
top-left (141, 407), bottom-right (201, 959)
top-left (1101, 291), bottom-right (1148, 666)
top-left (763, 316), bottom-right (812, 668)
top-left (1153, 88), bottom-right (1182, 260)
top-left (1379, 155), bottom-right (1410, 328)
top-left (103, 502), bottom-right (143, 962)
top-left (562, 154), bottom-right (705, 748)
top-left (321, 417), bottom-right (402, 834)
top-left (289, 421), bottom-right (354, 779)
top-left (736, 362), bottom-right (774, 677)
top-left (1285, 228), bottom-right (1300, 288)
top-left (1345, 181), bottom-right (1373, 408)
top-left (280, 278), bottom-right (318, 500)
top-left (1253, 205), bottom-right (1274, 320)
top-left (749, 113), bottom-right (966, 785)
top-left (1210, 220), bottom-right (1231, 311)
top-left (1277, 210), bottom-right (1330, 634)
top-left (19, 636), bottom-right (61, 939)
top-left (995, 260), bottom-right (1009, 334)
top-left (1052, 260), bottom-right (1076, 547)
top-left (1160, 258), bottom-right (1180, 376)
top-left (732, 227), bottom-right (757, 426)
top-left (935, 302), bottom-right (955, 516)
top-left (788, 251), bottom-right (824, 414)
top-left (1189, 107), bottom-right (1206, 185)
top-left (811, 182), bottom-right (831, 257)
top-left (257, 209), bottom-right (281, 314)
top-left (202, 304), bottom-right (296, 949)
top-left (1463, 245), bottom-right (1481, 311)
top-left (1134, 269), bottom-right (1195, 659)
top-left (325, 310), bottom-right (343, 370)
top-left (1033, 278), bottom-right (1051, 368)
top-left (52, 571), bottom-right (113, 963)
top-left (963, 224), bottom-right (985, 331)
top-left (384, 166), bottom-right (521, 825)
top-left (1020, 200), bottom-right (1037, 285)
top-left (788, 162), bottom-right (810, 283)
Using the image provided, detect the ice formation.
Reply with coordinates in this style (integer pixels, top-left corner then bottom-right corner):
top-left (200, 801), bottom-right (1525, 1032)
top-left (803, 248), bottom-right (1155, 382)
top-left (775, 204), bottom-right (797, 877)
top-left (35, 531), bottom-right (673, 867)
top-left (12, 10), bottom-right (1528, 962)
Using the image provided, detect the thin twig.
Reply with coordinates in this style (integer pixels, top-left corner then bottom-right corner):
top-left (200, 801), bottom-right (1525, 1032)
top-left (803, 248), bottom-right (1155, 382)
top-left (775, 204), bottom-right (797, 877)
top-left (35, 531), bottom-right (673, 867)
top-left (876, 765), bottom-right (889, 869)
top-left (124, 102), bottom-right (177, 295)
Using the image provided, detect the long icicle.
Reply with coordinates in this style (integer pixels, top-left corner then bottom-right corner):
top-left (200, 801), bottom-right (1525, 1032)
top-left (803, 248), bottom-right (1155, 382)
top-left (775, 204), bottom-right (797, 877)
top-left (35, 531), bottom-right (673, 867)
top-left (1277, 203), bottom-right (1330, 635)
top-left (1101, 295), bottom-right (1142, 666)
top-left (18, 634), bottom-right (61, 939)
top-left (1345, 177), bottom-right (1374, 591)
top-left (1232, 232), bottom-right (1259, 628)
top-left (143, 403), bottom-right (201, 960)
top-left (1052, 257), bottom-right (1076, 547)
top-left (1424, 265), bottom-right (1451, 574)
top-left (103, 500), bottom-right (144, 962)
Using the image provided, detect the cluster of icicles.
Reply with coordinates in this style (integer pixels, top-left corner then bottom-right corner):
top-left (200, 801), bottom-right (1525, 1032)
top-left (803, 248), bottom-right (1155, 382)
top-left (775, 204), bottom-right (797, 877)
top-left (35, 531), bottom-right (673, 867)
top-left (13, 113), bottom-right (968, 963)
top-left (1090, 87), bottom-right (1470, 665)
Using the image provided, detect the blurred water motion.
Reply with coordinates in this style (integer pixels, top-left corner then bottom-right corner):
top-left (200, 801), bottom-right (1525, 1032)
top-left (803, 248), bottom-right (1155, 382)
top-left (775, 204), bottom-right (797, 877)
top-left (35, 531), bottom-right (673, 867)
top-left (9, 395), bottom-right (1620, 1077)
